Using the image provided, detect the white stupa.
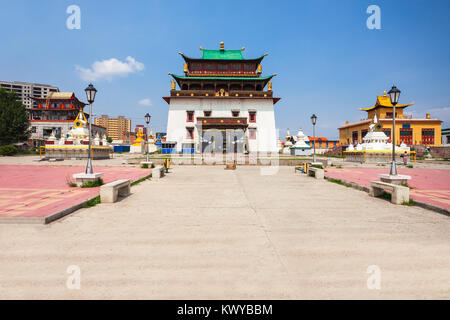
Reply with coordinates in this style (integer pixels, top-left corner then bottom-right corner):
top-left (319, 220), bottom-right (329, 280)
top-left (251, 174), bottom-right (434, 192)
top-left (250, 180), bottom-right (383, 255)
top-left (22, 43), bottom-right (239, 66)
top-left (283, 128), bottom-right (294, 154)
top-left (347, 115), bottom-right (409, 152)
top-left (290, 127), bottom-right (312, 156)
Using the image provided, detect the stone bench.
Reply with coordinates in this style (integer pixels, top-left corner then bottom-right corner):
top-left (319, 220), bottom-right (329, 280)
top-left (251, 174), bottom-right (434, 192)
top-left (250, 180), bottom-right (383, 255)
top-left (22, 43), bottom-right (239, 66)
top-left (100, 179), bottom-right (131, 203)
top-left (369, 181), bottom-right (409, 205)
top-left (307, 167), bottom-right (324, 179)
top-left (152, 165), bottom-right (165, 180)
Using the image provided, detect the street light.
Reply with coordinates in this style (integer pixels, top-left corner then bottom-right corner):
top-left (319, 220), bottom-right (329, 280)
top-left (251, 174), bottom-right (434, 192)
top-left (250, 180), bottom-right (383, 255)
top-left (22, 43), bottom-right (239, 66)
top-left (388, 85), bottom-right (401, 176)
top-left (311, 114), bottom-right (317, 163)
top-left (145, 113), bottom-right (151, 163)
top-left (84, 83), bottom-right (97, 174)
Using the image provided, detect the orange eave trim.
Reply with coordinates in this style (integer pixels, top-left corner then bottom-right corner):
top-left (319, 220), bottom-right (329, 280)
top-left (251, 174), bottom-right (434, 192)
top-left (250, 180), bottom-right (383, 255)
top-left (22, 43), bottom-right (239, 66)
top-left (359, 102), bottom-right (414, 111)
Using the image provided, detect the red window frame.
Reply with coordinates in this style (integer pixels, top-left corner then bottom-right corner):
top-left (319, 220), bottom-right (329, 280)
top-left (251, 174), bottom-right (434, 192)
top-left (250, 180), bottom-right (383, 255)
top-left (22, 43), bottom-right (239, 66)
top-left (249, 112), bottom-right (256, 123)
top-left (186, 111), bottom-right (194, 122)
top-left (422, 128), bottom-right (435, 145)
top-left (249, 128), bottom-right (257, 140)
top-left (352, 131), bottom-right (358, 144)
top-left (191, 63), bottom-right (202, 72)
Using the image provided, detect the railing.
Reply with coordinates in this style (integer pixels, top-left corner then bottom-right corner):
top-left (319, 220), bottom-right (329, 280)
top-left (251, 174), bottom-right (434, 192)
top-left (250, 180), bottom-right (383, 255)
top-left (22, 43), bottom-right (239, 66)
top-left (170, 90), bottom-right (272, 98)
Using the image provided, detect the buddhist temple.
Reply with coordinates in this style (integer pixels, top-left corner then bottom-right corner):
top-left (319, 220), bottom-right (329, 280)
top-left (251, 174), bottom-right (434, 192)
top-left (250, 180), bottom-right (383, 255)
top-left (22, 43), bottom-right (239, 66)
top-left (29, 92), bottom-right (106, 147)
top-left (163, 42), bottom-right (280, 154)
top-left (339, 90), bottom-right (442, 147)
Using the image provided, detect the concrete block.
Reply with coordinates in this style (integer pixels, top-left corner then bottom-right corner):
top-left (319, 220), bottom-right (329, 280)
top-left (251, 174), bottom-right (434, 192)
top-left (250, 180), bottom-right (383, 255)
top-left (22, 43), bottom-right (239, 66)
top-left (308, 167), bottom-right (324, 179)
top-left (152, 165), bottom-right (165, 180)
top-left (100, 179), bottom-right (130, 203)
top-left (73, 172), bottom-right (103, 186)
top-left (370, 180), bottom-right (409, 205)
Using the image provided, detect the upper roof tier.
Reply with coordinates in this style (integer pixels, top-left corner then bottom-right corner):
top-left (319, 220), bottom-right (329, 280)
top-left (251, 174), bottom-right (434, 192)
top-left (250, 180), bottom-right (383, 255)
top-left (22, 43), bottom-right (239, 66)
top-left (359, 90), bottom-right (414, 111)
top-left (31, 92), bottom-right (87, 106)
top-left (179, 42), bottom-right (267, 64)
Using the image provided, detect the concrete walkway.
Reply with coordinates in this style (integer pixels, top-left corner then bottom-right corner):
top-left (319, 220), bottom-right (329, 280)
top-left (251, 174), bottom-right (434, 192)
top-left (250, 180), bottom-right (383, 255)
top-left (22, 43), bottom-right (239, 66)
top-left (0, 166), bottom-right (449, 299)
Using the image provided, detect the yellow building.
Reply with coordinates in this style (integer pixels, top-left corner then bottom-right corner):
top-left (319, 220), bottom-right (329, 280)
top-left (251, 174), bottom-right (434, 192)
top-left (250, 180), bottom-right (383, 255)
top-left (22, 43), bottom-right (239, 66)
top-left (339, 91), bottom-right (442, 146)
top-left (94, 115), bottom-right (131, 140)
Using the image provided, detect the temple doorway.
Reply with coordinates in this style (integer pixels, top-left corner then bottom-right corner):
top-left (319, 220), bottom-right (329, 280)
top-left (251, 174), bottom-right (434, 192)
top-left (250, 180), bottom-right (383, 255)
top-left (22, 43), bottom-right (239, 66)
top-left (201, 128), bottom-right (246, 154)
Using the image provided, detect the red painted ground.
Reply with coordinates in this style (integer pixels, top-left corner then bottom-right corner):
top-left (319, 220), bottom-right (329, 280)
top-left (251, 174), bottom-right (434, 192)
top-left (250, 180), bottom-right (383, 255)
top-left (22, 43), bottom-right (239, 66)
top-left (326, 167), bottom-right (450, 211)
top-left (0, 165), bottom-right (150, 219)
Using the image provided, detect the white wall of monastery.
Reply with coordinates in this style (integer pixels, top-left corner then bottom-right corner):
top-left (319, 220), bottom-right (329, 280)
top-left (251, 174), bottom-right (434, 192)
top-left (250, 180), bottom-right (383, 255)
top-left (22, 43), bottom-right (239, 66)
top-left (166, 98), bottom-right (277, 153)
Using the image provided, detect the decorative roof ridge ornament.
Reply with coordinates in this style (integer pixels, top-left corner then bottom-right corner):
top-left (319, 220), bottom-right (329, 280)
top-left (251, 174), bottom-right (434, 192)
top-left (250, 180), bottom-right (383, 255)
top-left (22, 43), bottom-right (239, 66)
top-left (199, 46), bottom-right (203, 50)
top-left (220, 41), bottom-right (224, 50)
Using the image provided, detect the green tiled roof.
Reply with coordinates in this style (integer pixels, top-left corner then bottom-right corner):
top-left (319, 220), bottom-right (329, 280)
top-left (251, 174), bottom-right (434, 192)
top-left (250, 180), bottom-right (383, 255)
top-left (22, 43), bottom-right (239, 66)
top-left (171, 74), bottom-right (274, 81)
top-left (202, 49), bottom-right (244, 60)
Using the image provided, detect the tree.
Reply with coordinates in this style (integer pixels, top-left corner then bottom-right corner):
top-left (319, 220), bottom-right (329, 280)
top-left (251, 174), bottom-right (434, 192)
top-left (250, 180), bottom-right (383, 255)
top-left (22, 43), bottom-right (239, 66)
top-left (106, 137), bottom-right (113, 143)
top-left (0, 88), bottom-right (30, 145)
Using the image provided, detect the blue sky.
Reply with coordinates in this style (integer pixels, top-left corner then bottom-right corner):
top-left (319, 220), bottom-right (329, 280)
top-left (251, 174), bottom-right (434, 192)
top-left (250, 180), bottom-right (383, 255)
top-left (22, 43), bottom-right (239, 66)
top-left (1, 0), bottom-right (449, 138)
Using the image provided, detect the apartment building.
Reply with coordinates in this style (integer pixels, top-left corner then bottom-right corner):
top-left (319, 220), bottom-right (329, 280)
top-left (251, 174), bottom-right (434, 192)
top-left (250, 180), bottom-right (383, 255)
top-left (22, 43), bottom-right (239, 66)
top-left (94, 115), bottom-right (131, 140)
top-left (0, 81), bottom-right (59, 108)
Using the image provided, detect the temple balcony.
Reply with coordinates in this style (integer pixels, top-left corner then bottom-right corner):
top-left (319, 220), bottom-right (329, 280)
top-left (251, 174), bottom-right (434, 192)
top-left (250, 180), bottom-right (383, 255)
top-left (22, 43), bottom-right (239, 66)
top-left (169, 90), bottom-right (273, 98)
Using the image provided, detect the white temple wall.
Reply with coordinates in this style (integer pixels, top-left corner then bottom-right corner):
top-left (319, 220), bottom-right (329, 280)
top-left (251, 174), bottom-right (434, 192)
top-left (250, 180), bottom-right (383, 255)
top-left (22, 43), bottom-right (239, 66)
top-left (166, 98), bottom-right (277, 153)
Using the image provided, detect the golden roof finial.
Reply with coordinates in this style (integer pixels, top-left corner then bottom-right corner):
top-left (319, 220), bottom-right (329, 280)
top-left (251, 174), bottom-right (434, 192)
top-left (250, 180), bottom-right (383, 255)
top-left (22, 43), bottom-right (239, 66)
top-left (220, 41), bottom-right (224, 50)
top-left (241, 47), bottom-right (245, 51)
top-left (199, 46), bottom-right (203, 50)
top-left (383, 90), bottom-right (387, 96)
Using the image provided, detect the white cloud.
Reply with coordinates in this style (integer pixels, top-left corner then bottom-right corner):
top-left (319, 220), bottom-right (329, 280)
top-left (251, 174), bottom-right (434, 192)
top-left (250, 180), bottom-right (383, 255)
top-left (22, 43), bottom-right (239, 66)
top-left (76, 56), bottom-right (144, 81)
top-left (138, 98), bottom-right (152, 106)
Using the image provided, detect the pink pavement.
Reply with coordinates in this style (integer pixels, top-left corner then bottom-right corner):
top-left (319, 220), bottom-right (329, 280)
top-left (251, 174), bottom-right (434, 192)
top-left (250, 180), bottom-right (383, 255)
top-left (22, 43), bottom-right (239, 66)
top-left (0, 165), bottom-right (150, 219)
top-left (325, 167), bottom-right (450, 211)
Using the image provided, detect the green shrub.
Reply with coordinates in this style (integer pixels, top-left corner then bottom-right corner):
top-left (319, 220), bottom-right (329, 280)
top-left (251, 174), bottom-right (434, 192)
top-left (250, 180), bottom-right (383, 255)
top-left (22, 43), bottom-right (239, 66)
top-left (151, 163), bottom-right (155, 169)
top-left (84, 196), bottom-right (101, 208)
top-left (0, 145), bottom-right (18, 156)
top-left (141, 163), bottom-right (149, 169)
top-left (406, 165), bottom-right (413, 168)
top-left (131, 174), bottom-right (152, 186)
top-left (80, 178), bottom-right (104, 188)
top-left (328, 178), bottom-right (350, 187)
top-left (376, 191), bottom-right (392, 201)
top-left (402, 199), bottom-right (415, 206)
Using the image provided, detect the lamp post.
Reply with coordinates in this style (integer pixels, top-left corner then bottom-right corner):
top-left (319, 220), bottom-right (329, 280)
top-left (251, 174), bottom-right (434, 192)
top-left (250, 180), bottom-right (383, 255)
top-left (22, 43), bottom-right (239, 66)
top-left (145, 113), bottom-right (151, 163)
top-left (84, 84), bottom-right (97, 174)
top-left (388, 85), bottom-right (401, 176)
top-left (311, 114), bottom-right (317, 163)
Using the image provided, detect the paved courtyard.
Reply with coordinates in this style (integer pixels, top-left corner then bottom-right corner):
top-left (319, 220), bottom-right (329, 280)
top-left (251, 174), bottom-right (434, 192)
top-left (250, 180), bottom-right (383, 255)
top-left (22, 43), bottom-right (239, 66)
top-left (0, 166), bottom-right (449, 299)
top-left (0, 165), bottom-right (150, 222)
top-left (325, 167), bottom-right (450, 211)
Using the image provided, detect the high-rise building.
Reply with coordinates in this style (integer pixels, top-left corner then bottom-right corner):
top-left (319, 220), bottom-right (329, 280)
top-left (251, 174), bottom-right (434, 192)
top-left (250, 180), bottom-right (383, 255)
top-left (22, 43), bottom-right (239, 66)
top-left (0, 81), bottom-right (59, 108)
top-left (94, 115), bottom-right (131, 140)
